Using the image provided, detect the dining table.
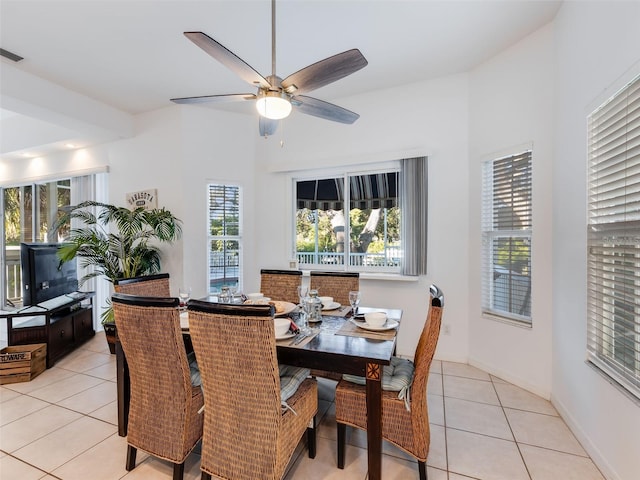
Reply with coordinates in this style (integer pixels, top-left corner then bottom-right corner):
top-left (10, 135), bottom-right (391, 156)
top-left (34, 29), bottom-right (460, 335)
top-left (115, 301), bottom-right (402, 480)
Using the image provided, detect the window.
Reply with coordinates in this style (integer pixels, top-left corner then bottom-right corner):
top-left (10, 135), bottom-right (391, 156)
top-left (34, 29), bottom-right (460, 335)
top-left (2, 180), bottom-right (72, 308)
top-left (481, 150), bottom-right (532, 323)
top-left (293, 158), bottom-right (428, 275)
top-left (295, 171), bottom-right (400, 272)
top-left (587, 74), bottom-right (640, 399)
top-left (207, 183), bottom-right (242, 293)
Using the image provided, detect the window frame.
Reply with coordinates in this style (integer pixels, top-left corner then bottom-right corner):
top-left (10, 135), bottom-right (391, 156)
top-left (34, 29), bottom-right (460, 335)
top-left (207, 183), bottom-right (243, 294)
top-left (481, 149), bottom-right (533, 325)
top-left (292, 164), bottom-right (402, 274)
top-left (586, 73), bottom-right (640, 400)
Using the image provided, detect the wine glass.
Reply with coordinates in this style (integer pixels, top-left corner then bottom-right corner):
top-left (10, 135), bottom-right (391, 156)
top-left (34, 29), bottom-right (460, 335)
top-left (179, 287), bottom-right (191, 310)
top-left (297, 285), bottom-right (309, 307)
top-left (349, 290), bottom-right (361, 315)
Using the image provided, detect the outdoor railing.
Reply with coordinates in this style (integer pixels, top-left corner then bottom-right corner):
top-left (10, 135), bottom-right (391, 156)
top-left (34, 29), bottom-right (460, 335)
top-left (4, 246), bottom-right (22, 305)
top-left (209, 250), bottom-right (240, 290)
top-left (296, 250), bottom-right (401, 268)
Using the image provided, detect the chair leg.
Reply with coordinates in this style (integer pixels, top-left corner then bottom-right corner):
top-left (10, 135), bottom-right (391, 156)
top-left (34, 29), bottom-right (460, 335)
top-left (307, 415), bottom-right (317, 459)
top-left (125, 445), bottom-right (137, 471)
top-left (172, 461), bottom-right (185, 480)
top-left (201, 472), bottom-right (212, 480)
top-left (418, 460), bottom-right (427, 480)
top-left (337, 422), bottom-right (346, 469)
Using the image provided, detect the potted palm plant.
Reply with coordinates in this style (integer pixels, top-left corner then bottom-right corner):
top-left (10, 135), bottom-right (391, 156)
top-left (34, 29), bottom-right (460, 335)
top-left (54, 201), bottom-right (182, 351)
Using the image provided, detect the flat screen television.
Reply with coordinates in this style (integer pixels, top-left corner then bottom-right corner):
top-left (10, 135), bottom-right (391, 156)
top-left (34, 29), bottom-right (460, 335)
top-left (20, 242), bottom-right (78, 306)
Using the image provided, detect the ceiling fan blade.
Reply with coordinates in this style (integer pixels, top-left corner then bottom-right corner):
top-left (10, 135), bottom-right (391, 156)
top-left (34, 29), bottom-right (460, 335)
top-left (170, 93), bottom-right (256, 105)
top-left (184, 32), bottom-right (271, 89)
top-left (259, 117), bottom-right (279, 137)
top-left (281, 49), bottom-right (368, 95)
top-left (293, 95), bottom-right (360, 124)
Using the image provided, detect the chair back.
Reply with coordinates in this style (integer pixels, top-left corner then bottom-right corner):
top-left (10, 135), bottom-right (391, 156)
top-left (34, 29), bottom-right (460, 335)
top-left (309, 271), bottom-right (359, 306)
top-left (114, 273), bottom-right (171, 297)
top-left (409, 285), bottom-right (444, 449)
top-left (187, 300), bottom-right (285, 479)
top-left (112, 293), bottom-right (200, 461)
top-left (260, 269), bottom-right (302, 304)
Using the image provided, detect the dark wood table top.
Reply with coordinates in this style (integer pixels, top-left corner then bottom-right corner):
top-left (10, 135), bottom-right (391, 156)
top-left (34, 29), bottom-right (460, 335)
top-left (276, 311), bottom-right (399, 377)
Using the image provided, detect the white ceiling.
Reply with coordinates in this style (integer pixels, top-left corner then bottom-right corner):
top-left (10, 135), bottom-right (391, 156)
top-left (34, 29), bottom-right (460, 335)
top-left (0, 0), bottom-right (562, 161)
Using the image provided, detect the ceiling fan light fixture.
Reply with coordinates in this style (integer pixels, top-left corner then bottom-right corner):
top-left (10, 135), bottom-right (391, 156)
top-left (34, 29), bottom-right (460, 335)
top-left (256, 90), bottom-right (292, 120)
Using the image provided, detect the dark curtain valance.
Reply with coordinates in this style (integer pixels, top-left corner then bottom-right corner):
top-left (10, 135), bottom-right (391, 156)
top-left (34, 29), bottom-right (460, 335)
top-left (296, 173), bottom-right (398, 211)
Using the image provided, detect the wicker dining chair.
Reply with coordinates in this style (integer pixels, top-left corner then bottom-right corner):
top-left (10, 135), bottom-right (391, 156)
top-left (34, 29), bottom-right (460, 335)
top-left (260, 269), bottom-right (303, 304)
top-left (114, 273), bottom-right (171, 296)
top-left (187, 300), bottom-right (318, 480)
top-left (335, 285), bottom-right (444, 480)
top-left (112, 293), bottom-right (204, 480)
top-left (112, 272), bottom-right (176, 349)
top-left (309, 271), bottom-right (359, 306)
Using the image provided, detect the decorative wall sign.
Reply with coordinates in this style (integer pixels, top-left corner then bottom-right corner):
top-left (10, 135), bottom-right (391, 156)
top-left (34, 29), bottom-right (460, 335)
top-left (126, 189), bottom-right (158, 210)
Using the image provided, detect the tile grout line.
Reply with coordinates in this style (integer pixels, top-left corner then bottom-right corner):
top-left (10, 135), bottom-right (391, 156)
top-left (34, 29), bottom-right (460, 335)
top-left (1, 450), bottom-right (55, 479)
top-left (489, 374), bottom-right (533, 480)
top-left (435, 362), bottom-right (451, 479)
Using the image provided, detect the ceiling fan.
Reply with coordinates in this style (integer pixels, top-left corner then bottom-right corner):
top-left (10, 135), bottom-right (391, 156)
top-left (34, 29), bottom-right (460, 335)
top-left (170, 0), bottom-right (368, 137)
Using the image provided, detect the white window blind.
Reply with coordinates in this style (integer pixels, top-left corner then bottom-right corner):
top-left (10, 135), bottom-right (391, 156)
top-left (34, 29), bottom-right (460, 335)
top-left (207, 184), bottom-right (242, 294)
top-left (587, 74), bottom-right (640, 399)
top-left (481, 150), bottom-right (532, 323)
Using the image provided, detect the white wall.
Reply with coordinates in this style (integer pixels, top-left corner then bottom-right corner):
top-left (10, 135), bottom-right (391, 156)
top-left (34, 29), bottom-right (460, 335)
top-left (178, 105), bottom-right (256, 300)
top-left (552, 2), bottom-right (640, 480)
top-left (106, 106), bottom-right (185, 293)
top-left (468, 24), bottom-right (555, 397)
top-left (107, 105), bottom-right (256, 299)
top-left (253, 74), bottom-right (470, 360)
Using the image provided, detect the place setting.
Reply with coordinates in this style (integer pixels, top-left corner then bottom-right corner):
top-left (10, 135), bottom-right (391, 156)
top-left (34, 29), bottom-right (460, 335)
top-left (319, 295), bottom-right (352, 317)
top-left (243, 292), bottom-right (298, 316)
top-left (337, 309), bottom-right (399, 341)
top-left (274, 316), bottom-right (319, 347)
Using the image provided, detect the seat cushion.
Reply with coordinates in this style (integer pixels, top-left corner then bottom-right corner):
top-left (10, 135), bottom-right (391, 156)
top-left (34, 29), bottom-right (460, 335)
top-left (279, 364), bottom-right (311, 403)
top-left (187, 351), bottom-right (202, 387)
top-left (342, 356), bottom-right (414, 410)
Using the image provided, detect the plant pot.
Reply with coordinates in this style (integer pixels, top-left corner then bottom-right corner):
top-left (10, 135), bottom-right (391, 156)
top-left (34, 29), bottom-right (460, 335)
top-left (103, 322), bottom-right (117, 355)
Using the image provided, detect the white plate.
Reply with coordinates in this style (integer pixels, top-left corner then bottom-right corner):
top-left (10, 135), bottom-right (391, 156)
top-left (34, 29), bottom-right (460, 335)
top-left (274, 301), bottom-right (298, 316)
top-left (354, 319), bottom-right (399, 331)
top-left (322, 301), bottom-right (341, 311)
top-left (275, 331), bottom-right (296, 340)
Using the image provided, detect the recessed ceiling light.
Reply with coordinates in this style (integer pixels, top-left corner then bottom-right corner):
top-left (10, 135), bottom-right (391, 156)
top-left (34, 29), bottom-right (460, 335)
top-left (65, 143), bottom-right (76, 148)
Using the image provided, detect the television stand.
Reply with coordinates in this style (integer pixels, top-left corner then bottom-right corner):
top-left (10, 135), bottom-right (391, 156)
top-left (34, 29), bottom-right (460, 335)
top-left (1, 292), bottom-right (95, 368)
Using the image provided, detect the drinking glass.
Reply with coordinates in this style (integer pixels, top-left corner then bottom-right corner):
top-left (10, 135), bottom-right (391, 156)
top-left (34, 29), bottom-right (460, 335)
top-left (228, 285), bottom-right (239, 303)
top-left (179, 287), bottom-right (191, 310)
top-left (349, 290), bottom-right (361, 315)
top-left (297, 285), bottom-right (309, 307)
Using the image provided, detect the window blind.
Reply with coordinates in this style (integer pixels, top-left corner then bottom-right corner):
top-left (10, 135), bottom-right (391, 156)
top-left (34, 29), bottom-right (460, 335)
top-left (587, 74), bottom-right (640, 398)
top-left (481, 150), bottom-right (532, 323)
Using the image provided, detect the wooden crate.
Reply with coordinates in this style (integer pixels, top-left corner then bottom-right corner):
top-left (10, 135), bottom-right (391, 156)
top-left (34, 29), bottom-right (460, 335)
top-left (0, 344), bottom-right (47, 384)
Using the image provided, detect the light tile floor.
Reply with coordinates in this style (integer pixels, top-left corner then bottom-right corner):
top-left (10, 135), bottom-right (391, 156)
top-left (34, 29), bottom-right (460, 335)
top-left (0, 335), bottom-right (606, 480)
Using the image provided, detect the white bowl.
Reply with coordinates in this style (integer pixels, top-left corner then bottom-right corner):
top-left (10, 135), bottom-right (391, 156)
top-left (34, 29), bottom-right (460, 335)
top-left (274, 317), bottom-right (291, 337)
top-left (365, 312), bottom-right (387, 327)
top-left (319, 296), bottom-right (333, 307)
top-left (247, 292), bottom-right (264, 300)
